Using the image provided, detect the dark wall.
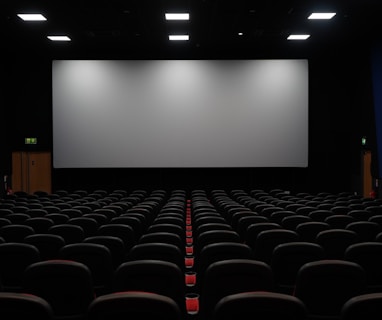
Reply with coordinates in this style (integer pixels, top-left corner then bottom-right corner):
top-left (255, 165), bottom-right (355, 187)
top-left (0, 63), bottom-right (8, 197)
top-left (1, 44), bottom-right (376, 195)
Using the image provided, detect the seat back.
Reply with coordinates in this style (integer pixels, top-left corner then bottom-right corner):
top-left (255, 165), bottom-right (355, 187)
top-left (213, 291), bottom-right (307, 320)
top-left (59, 243), bottom-right (114, 295)
top-left (195, 223), bottom-right (233, 238)
top-left (96, 224), bottom-right (136, 250)
top-left (324, 214), bottom-right (355, 229)
top-left (0, 242), bottom-right (41, 292)
top-left (244, 222), bottom-right (281, 248)
top-left (24, 234), bottom-right (66, 260)
top-left (197, 242), bottom-right (252, 277)
top-left (128, 243), bottom-right (184, 271)
top-left (294, 259), bottom-right (366, 319)
top-left (67, 217), bottom-right (99, 237)
top-left (48, 224), bottom-right (85, 244)
top-left (281, 215), bottom-right (312, 230)
top-left (22, 260), bottom-right (94, 319)
top-left (0, 224), bottom-right (35, 242)
top-left (271, 241), bottom-right (325, 294)
top-left (83, 235), bottom-right (126, 269)
top-left (196, 230), bottom-right (240, 256)
top-left (345, 221), bottom-right (381, 242)
top-left (199, 259), bottom-right (275, 320)
top-left (341, 292), bottom-right (382, 320)
top-left (24, 217), bottom-right (54, 233)
top-left (87, 292), bottom-right (181, 320)
top-left (345, 242), bottom-right (382, 292)
top-left (252, 229), bottom-right (299, 264)
top-left (0, 292), bottom-right (53, 320)
top-left (295, 221), bottom-right (330, 242)
top-left (113, 259), bottom-right (185, 314)
top-left (139, 232), bottom-right (184, 253)
top-left (315, 229), bottom-right (358, 259)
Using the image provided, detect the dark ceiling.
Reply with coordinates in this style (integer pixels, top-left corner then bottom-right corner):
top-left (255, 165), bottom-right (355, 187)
top-left (1, 0), bottom-right (382, 59)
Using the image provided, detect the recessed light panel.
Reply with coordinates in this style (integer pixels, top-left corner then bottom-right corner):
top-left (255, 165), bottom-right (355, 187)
top-left (287, 34), bottom-right (310, 40)
top-left (48, 36), bottom-right (71, 41)
top-left (17, 13), bottom-right (47, 21)
top-left (165, 13), bottom-right (189, 20)
top-left (308, 13), bottom-right (336, 20)
top-left (169, 35), bottom-right (189, 41)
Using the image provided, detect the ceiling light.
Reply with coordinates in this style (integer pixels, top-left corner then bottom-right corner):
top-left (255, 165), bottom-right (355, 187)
top-left (165, 13), bottom-right (189, 20)
top-left (17, 13), bottom-right (47, 21)
top-left (287, 34), bottom-right (310, 40)
top-left (308, 12), bottom-right (336, 20)
top-left (47, 36), bottom-right (71, 41)
top-left (238, 32), bottom-right (244, 36)
top-left (169, 35), bottom-right (189, 41)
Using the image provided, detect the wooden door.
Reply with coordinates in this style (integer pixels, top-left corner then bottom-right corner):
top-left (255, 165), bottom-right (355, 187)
top-left (362, 150), bottom-right (372, 198)
top-left (12, 151), bottom-right (52, 194)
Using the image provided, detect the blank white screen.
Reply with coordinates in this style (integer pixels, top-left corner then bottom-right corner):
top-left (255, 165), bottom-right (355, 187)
top-left (52, 59), bottom-right (308, 168)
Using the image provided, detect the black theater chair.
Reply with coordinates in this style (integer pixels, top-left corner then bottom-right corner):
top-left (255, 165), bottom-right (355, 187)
top-left (341, 292), bottom-right (382, 320)
top-left (315, 229), bottom-right (358, 259)
top-left (213, 291), bottom-right (308, 320)
top-left (344, 242), bottom-right (382, 293)
top-left (128, 242), bottom-right (185, 272)
top-left (59, 242), bottom-right (114, 295)
top-left (96, 223), bottom-right (136, 251)
top-left (270, 241), bottom-right (326, 294)
top-left (294, 259), bottom-right (366, 320)
top-left (251, 229), bottom-right (300, 264)
top-left (22, 259), bottom-right (95, 320)
top-left (48, 224), bottom-right (85, 245)
top-left (199, 259), bottom-right (275, 320)
top-left (113, 259), bottom-right (186, 316)
top-left (0, 242), bottom-right (41, 292)
top-left (24, 233), bottom-right (66, 260)
top-left (0, 292), bottom-right (53, 320)
top-left (0, 224), bottom-right (35, 242)
top-left (83, 235), bottom-right (126, 269)
top-left (87, 291), bottom-right (181, 320)
top-left (196, 242), bottom-right (253, 281)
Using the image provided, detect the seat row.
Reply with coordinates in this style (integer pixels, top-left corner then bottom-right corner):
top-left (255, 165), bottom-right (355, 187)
top-left (0, 257), bottom-right (382, 320)
top-left (2, 188), bottom-right (382, 320)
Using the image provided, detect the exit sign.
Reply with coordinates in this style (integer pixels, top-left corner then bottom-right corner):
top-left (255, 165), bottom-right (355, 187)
top-left (25, 137), bottom-right (37, 145)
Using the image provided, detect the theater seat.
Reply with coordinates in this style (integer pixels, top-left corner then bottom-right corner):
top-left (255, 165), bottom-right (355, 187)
top-left (128, 243), bottom-right (184, 271)
top-left (113, 259), bottom-right (186, 315)
top-left (199, 259), bottom-right (275, 320)
top-left (87, 291), bottom-right (181, 320)
top-left (213, 291), bottom-right (307, 320)
top-left (0, 242), bottom-right (41, 292)
top-left (22, 260), bottom-right (95, 320)
top-left (59, 243), bottom-right (114, 295)
top-left (341, 292), bottom-right (382, 320)
top-left (294, 260), bottom-right (366, 320)
top-left (252, 229), bottom-right (299, 264)
top-left (196, 242), bottom-right (253, 280)
top-left (0, 292), bottom-right (53, 320)
top-left (315, 229), bottom-right (358, 259)
top-left (344, 242), bottom-right (382, 293)
top-left (24, 234), bottom-right (66, 260)
top-left (271, 242), bottom-right (325, 294)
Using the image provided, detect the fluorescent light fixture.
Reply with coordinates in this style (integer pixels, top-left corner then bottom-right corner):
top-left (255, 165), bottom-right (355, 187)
top-left (169, 35), bottom-right (189, 41)
top-left (17, 13), bottom-right (47, 21)
top-left (287, 34), bottom-right (310, 40)
top-left (47, 35), bottom-right (71, 41)
top-left (165, 13), bottom-right (189, 20)
top-left (308, 12), bottom-right (336, 20)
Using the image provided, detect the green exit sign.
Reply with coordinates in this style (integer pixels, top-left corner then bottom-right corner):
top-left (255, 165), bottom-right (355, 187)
top-left (25, 137), bottom-right (37, 145)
